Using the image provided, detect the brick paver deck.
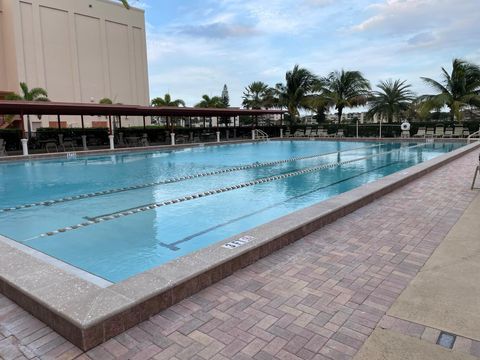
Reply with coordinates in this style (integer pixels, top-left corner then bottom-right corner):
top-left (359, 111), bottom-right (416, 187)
top-left (1, 151), bottom-right (479, 360)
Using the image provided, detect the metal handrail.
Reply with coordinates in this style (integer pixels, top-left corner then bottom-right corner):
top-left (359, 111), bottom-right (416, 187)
top-left (254, 129), bottom-right (269, 140)
top-left (467, 130), bottom-right (480, 144)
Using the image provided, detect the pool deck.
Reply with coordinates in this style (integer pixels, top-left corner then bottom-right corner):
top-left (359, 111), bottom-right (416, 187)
top-left (1, 146), bottom-right (480, 358)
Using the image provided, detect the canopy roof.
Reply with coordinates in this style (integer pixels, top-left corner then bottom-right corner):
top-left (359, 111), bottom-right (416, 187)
top-left (0, 101), bottom-right (285, 117)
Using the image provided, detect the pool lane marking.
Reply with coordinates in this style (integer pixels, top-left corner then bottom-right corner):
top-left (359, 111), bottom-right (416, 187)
top-left (0, 143), bottom-right (384, 213)
top-left (31, 143), bottom-right (426, 240)
top-left (158, 160), bottom-right (402, 251)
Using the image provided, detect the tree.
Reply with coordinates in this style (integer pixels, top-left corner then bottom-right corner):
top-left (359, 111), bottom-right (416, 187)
top-left (99, 98), bottom-right (113, 105)
top-left (325, 70), bottom-right (371, 123)
top-left (195, 95), bottom-right (225, 108)
top-left (5, 82), bottom-right (49, 138)
top-left (419, 59), bottom-right (480, 122)
top-left (151, 94), bottom-right (185, 128)
top-left (304, 79), bottom-right (332, 124)
top-left (367, 79), bottom-right (415, 123)
top-left (221, 85), bottom-right (230, 107)
top-left (119, 0), bottom-right (130, 9)
top-left (242, 81), bottom-right (271, 109)
top-left (276, 65), bottom-right (318, 123)
top-left (151, 94), bottom-right (185, 107)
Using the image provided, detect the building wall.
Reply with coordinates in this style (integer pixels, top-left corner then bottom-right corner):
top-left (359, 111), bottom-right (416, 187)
top-left (0, 0), bottom-right (149, 128)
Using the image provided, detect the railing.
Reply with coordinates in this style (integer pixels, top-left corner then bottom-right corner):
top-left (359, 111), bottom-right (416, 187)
top-left (467, 130), bottom-right (480, 144)
top-left (254, 129), bottom-right (269, 141)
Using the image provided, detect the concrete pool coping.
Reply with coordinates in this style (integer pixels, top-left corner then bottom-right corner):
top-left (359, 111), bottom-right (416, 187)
top-left (0, 141), bottom-right (478, 351)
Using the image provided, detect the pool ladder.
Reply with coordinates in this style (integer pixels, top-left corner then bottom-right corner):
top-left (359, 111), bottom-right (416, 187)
top-left (467, 130), bottom-right (480, 144)
top-left (253, 129), bottom-right (269, 141)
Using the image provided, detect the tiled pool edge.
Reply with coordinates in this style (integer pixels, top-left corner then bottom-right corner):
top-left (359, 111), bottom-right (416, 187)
top-left (0, 142), bottom-right (478, 351)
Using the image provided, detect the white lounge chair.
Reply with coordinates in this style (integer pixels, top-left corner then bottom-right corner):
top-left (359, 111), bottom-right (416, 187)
top-left (425, 128), bottom-right (435, 137)
top-left (413, 127), bottom-right (426, 138)
top-left (434, 126), bottom-right (444, 138)
top-left (443, 127), bottom-right (453, 138)
top-left (317, 128), bottom-right (329, 137)
top-left (336, 129), bottom-right (345, 137)
top-left (452, 126), bottom-right (464, 138)
top-left (292, 129), bottom-right (304, 137)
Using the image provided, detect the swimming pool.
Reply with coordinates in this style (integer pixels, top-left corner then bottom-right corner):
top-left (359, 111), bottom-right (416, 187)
top-left (0, 140), bottom-right (463, 282)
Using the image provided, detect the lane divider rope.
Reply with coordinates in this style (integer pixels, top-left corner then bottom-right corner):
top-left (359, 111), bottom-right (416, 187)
top-left (32, 143), bottom-right (425, 239)
top-left (0, 143), bottom-right (383, 213)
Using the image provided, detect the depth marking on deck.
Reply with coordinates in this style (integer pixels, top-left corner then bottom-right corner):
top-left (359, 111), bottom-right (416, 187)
top-left (0, 143), bottom-right (384, 213)
top-left (31, 143), bottom-right (426, 240)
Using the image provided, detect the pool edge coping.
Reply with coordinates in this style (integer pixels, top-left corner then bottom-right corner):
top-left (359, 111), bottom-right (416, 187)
top-left (0, 141), bottom-right (478, 351)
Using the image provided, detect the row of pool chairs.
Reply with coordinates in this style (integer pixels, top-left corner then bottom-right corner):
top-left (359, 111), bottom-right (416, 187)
top-left (413, 126), bottom-right (471, 138)
top-left (285, 128), bottom-right (345, 138)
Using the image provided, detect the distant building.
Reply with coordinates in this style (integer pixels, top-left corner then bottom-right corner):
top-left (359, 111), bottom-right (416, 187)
top-left (0, 0), bottom-right (149, 129)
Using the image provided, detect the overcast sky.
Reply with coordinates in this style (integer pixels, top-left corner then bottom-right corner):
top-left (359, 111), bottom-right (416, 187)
top-left (130, 0), bottom-right (480, 109)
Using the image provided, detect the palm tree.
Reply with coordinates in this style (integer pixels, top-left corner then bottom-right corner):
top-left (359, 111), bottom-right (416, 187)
top-left (151, 94), bottom-right (185, 128)
top-left (151, 94), bottom-right (185, 107)
top-left (304, 79), bottom-right (332, 124)
top-left (195, 95), bottom-right (225, 108)
top-left (276, 65), bottom-right (318, 123)
top-left (419, 59), bottom-right (480, 122)
top-left (5, 82), bottom-right (49, 138)
top-left (242, 81), bottom-right (271, 109)
top-left (367, 79), bottom-right (415, 123)
top-left (119, 0), bottom-right (130, 9)
top-left (325, 70), bottom-right (371, 123)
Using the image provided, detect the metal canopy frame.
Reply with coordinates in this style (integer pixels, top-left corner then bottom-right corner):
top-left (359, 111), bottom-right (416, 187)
top-left (0, 100), bottom-right (285, 118)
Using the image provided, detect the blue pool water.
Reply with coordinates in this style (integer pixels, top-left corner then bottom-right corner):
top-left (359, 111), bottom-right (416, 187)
top-left (0, 140), bottom-right (462, 282)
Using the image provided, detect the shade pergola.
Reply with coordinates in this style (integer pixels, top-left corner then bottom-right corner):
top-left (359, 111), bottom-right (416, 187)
top-left (0, 100), bottom-right (285, 117)
top-left (0, 100), bottom-right (286, 135)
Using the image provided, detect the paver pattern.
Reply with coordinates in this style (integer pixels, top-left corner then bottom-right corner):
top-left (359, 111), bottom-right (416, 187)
top-left (1, 151), bottom-right (479, 360)
top-left (377, 315), bottom-right (480, 357)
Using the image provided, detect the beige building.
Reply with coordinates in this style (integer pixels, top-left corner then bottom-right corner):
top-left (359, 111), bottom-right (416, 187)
top-left (0, 0), bottom-right (149, 129)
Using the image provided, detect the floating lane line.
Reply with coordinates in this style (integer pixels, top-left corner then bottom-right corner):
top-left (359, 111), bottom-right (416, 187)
top-left (0, 143), bottom-right (384, 213)
top-left (31, 143), bottom-right (426, 240)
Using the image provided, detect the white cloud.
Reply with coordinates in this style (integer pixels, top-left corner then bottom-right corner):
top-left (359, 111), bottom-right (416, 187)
top-left (144, 0), bottom-right (480, 107)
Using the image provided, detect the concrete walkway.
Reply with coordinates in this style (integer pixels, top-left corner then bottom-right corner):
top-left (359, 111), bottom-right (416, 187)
top-left (0, 151), bottom-right (479, 360)
top-left (356, 188), bottom-right (480, 359)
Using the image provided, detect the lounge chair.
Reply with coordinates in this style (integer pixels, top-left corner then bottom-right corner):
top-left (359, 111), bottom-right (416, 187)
top-left (413, 127), bottom-right (426, 137)
top-left (140, 134), bottom-right (149, 147)
top-left (0, 139), bottom-right (6, 157)
top-left (292, 129), bottom-right (304, 137)
top-left (434, 126), bottom-right (444, 138)
top-left (452, 126), bottom-right (464, 138)
top-left (284, 129), bottom-right (291, 137)
top-left (45, 141), bottom-right (58, 153)
top-left (303, 128), bottom-right (312, 137)
top-left (425, 128), bottom-right (435, 137)
top-left (401, 130), bottom-right (410, 138)
top-left (463, 129), bottom-right (471, 138)
top-left (309, 128), bottom-right (318, 137)
top-left (317, 128), bottom-right (329, 137)
top-left (60, 138), bottom-right (75, 152)
top-left (443, 127), bottom-right (453, 138)
top-left (336, 129), bottom-right (345, 137)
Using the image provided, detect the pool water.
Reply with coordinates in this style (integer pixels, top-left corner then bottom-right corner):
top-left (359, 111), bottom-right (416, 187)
top-left (0, 140), bottom-right (462, 282)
